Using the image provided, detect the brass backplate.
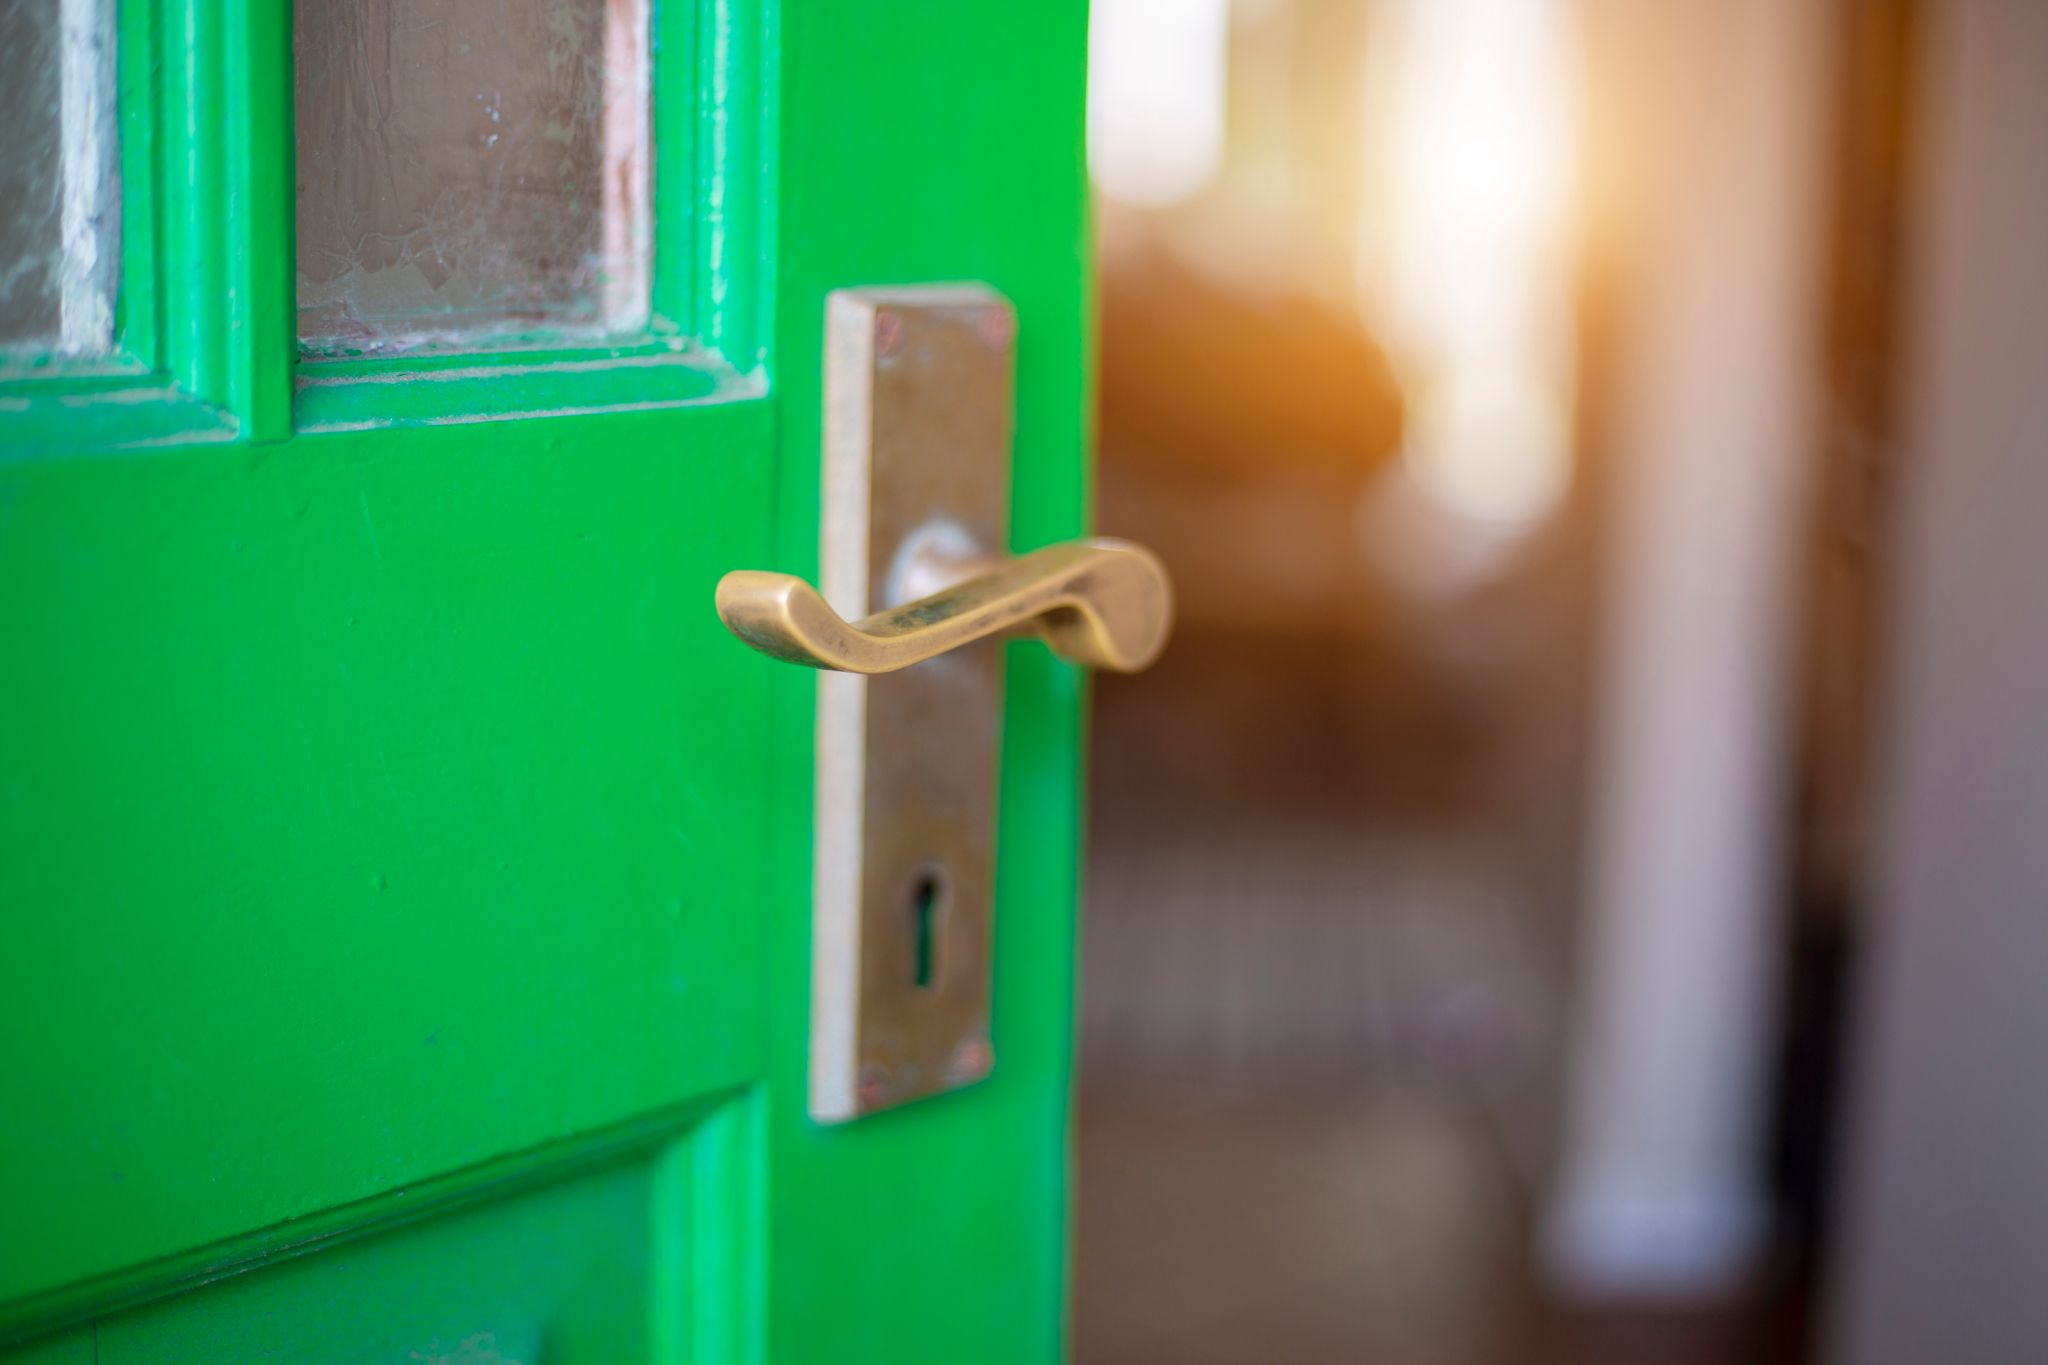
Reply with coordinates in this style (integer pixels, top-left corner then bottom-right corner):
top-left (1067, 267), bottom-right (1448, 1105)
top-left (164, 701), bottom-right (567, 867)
top-left (811, 285), bottom-right (1014, 1122)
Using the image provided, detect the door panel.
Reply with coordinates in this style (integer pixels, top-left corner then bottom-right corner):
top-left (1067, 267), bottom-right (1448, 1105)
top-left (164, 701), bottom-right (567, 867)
top-left (105, 1150), bottom-right (678, 1363)
top-left (12, 1094), bottom-right (754, 1363)
top-left (1, 1), bottom-right (1090, 1361)
top-left (2, 400), bottom-right (774, 1320)
top-left (94, 1119), bottom-right (698, 1364)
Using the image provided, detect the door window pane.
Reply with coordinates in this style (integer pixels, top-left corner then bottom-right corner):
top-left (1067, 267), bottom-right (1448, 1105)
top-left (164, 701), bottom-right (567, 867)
top-left (0, 0), bottom-right (120, 361)
top-left (294, 0), bottom-right (651, 355)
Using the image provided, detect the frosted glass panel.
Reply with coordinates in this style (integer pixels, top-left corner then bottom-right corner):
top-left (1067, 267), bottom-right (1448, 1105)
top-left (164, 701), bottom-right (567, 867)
top-left (0, 0), bottom-right (120, 360)
top-left (294, 0), bottom-right (651, 354)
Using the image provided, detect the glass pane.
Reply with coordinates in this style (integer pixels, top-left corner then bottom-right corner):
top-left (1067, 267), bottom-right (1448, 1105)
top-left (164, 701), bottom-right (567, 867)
top-left (0, 0), bottom-right (120, 361)
top-left (293, 0), bottom-right (651, 355)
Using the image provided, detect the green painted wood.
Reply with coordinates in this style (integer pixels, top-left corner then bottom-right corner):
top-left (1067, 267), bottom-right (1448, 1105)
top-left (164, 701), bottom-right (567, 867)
top-left (0, 0), bottom-right (1090, 1361)
top-left (758, 5), bottom-right (1093, 1361)
top-left (96, 1142), bottom-right (684, 1363)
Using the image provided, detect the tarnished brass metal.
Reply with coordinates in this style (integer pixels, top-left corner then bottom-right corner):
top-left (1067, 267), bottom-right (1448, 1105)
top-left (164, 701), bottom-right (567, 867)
top-left (714, 538), bottom-right (1173, 674)
top-left (714, 284), bottom-right (1172, 1122)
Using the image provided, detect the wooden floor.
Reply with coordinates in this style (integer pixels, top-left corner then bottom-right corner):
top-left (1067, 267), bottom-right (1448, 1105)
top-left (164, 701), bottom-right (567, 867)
top-left (1072, 1083), bottom-right (1807, 1365)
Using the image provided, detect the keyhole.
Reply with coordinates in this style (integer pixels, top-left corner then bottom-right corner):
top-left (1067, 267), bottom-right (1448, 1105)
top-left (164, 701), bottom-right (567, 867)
top-left (908, 866), bottom-right (947, 990)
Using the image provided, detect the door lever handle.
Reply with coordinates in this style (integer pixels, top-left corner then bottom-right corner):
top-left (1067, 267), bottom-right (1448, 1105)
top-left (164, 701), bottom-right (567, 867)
top-left (716, 537), bottom-right (1173, 674)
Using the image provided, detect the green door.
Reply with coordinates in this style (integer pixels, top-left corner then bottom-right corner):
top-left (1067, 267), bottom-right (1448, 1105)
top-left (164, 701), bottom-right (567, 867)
top-left (1, 2), bottom-right (1091, 1361)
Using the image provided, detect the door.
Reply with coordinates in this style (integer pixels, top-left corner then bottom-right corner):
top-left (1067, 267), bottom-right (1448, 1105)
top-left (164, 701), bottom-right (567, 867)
top-left (1, 2), bottom-right (1094, 1361)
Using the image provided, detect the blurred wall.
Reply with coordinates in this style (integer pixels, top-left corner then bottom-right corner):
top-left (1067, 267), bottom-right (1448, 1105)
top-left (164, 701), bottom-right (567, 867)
top-left (1827, 5), bottom-right (2048, 1362)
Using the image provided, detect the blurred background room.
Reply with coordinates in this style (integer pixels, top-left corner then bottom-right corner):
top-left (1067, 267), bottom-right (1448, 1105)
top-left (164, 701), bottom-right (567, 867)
top-left (1071, 0), bottom-right (2048, 1362)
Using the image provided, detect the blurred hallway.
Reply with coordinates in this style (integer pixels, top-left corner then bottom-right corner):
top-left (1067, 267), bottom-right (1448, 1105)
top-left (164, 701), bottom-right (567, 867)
top-left (1066, 0), bottom-right (2048, 1358)
top-left (1074, 0), bottom-right (1848, 1358)
top-left (1074, 545), bottom-right (1586, 1364)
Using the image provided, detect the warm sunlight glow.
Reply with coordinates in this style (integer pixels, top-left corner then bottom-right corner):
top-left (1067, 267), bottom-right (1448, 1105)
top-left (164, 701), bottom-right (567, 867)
top-left (1362, 0), bottom-right (1581, 531)
top-left (1087, 0), bottom-right (1231, 209)
top-left (1409, 367), bottom-right (1573, 527)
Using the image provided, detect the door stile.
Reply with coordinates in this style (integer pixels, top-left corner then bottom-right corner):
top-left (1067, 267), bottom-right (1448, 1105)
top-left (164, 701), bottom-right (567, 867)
top-left (156, 0), bottom-right (294, 439)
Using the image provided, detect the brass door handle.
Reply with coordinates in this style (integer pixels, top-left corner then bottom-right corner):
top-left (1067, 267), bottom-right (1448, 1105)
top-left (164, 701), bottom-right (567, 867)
top-left (715, 537), bottom-right (1173, 675)
top-left (763, 284), bottom-right (1172, 1122)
